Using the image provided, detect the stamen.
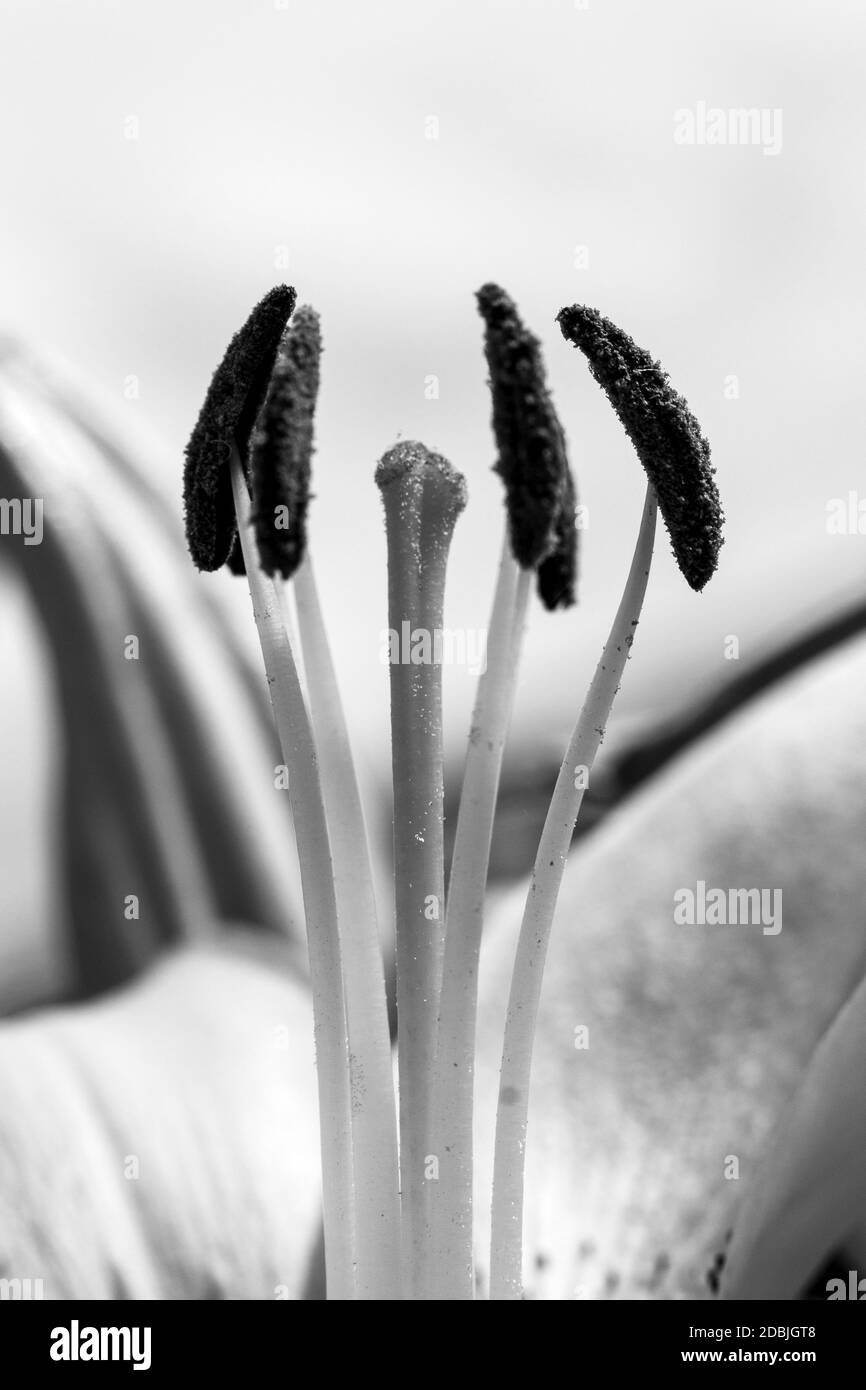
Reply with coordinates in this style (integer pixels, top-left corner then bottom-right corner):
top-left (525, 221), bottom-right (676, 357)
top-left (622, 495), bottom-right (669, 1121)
top-left (490, 486), bottom-right (659, 1300)
top-left (251, 305), bottom-right (320, 579)
top-left (491, 308), bottom-right (725, 1298)
top-left (557, 304), bottom-right (723, 590)
top-left (430, 288), bottom-right (576, 1299)
top-left (246, 302), bottom-right (402, 1297)
top-left (536, 459), bottom-right (578, 610)
top-left (477, 283), bottom-right (576, 574)
top-left (229, 445), bottom-right (356, 1300)
top-left (183, 285), bottom-right (296, 572)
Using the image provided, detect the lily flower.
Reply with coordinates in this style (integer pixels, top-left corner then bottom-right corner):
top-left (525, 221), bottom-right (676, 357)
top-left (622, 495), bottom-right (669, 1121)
top-left (1, 288), bottom-right (863, 1304)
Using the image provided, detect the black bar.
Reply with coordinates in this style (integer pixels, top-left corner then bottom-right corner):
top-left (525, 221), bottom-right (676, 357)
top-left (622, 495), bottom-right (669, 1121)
top-left (0, 1298), bottom-right (861, 1376)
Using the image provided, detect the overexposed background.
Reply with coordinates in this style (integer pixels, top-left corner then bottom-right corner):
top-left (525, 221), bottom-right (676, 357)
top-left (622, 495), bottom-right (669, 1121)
top-left (1, 0), bottom-right (865, 990)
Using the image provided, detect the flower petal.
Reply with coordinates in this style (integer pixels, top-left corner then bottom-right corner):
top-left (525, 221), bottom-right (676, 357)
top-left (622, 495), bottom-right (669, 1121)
top-left (475, 632), bottom-right (866, 1298)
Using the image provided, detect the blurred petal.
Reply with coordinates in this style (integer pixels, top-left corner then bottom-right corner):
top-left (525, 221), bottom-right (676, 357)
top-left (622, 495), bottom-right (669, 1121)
top-left (0, 936), bottom-right (320, 1298)
top-left (721, 965), bottom-right (866, 1299)
top-left (475, 632), bottom-right (866, 1299)
top-left (0, 343), bottom-right (305, 996)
